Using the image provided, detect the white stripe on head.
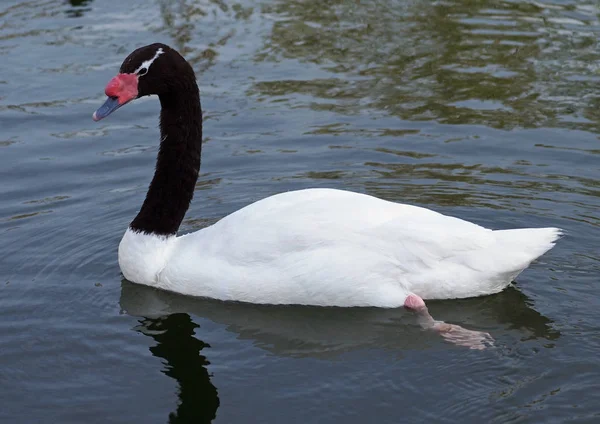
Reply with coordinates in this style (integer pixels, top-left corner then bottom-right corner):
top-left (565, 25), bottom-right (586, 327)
top-left (134, 47), bottom-right (165, 76)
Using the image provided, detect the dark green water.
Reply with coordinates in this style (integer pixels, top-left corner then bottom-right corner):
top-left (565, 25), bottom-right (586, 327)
top-left (1, 0), bottom-right (599, 422)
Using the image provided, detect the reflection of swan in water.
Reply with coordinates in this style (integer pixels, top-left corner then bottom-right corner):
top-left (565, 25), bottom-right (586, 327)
top-left (121, 280), bottom-right (559, 359)
top-left (133, 313), bottom-right (220, 423)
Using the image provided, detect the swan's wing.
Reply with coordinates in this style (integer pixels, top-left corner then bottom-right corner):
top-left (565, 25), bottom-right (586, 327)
top-left (199, 187), bottom-right (491, 260)
top-left (176, 188), bottom-right (487, 274)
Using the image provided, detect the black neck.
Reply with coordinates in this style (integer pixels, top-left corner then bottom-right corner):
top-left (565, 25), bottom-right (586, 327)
top-left (130, 87), bottom-right (202, 236)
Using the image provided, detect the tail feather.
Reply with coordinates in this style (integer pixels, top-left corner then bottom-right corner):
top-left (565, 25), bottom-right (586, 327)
top-left (409, 227), bottom-right (562, 300)
top-left (492, 227), bottom-right (562, 279)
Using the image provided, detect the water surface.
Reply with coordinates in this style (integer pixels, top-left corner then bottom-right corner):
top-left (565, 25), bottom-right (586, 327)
top-left (1, 0), bottom-right (599, 422)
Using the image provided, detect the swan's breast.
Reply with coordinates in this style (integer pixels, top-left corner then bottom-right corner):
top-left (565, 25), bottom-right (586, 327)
top-left (118, 228), bottom-right (176, 287)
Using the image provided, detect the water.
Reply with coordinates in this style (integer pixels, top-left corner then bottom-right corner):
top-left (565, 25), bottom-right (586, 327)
top-left (1, 0), bottom-right (599, 422)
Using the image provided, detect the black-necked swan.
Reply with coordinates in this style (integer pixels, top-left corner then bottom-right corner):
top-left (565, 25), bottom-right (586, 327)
top-left (93, 43), bottom-right (561, 349)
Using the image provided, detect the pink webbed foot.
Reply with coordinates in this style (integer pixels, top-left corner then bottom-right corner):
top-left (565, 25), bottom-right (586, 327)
top-left (404, 294), bottom-right (494, 350)
top-left (432, 322), bottom-right (494, 350)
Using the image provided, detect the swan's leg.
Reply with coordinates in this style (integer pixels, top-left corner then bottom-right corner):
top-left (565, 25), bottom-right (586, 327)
top-left (403, 294), bottom-right (493, 350)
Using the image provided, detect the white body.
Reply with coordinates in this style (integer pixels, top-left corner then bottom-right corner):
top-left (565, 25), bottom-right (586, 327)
top-left (118, 188), bottom-right (561, 308)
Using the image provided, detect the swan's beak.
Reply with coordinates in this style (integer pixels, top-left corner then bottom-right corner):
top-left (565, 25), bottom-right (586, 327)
top-left (93, 73), bottom-right (139, 121)
top-left (93, 97), bottom-right (122, 121)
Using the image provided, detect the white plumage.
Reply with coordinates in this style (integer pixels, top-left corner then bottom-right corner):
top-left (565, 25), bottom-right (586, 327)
top-left (118, 188), bottom-right (561, 308)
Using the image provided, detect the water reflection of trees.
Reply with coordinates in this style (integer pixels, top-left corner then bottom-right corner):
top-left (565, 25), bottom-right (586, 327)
top-left (150, 0), bottom-right (600, 214)
top-left (253, 0), bottom-right (600, 131)
top-left (135, 313), bottom-right (220, 423)
top-left (157, 0), bottom-right (253, 72)
top-left (66, 0), bottom-right (92, 18)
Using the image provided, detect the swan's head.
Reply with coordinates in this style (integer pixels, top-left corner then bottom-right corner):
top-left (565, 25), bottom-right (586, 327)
top-left (93, 43), bottom-right (195, 121)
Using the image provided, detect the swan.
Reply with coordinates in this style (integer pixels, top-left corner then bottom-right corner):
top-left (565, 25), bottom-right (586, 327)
top-left (93, 43), bottom-right (561, 349)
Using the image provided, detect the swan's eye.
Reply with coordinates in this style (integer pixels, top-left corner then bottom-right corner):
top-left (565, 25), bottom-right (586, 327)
top-left (137, 67), bottom-right (149, 76)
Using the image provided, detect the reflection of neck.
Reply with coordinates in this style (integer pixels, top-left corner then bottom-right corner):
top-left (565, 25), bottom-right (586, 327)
top-left (138, 313), bottom-right (219, 423)
top-left (130, 87), bottom-right (202, 236)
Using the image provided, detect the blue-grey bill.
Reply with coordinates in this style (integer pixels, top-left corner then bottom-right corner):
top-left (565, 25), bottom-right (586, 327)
top-left (93, 96), bottom-right (122, 121)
